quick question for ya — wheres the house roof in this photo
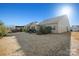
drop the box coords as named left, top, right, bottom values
left=39, top=15, right=69, bottom=25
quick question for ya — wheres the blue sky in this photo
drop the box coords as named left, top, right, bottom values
left=0, top=3, right=79, bottom=26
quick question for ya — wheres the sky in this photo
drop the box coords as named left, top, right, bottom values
left=0, top=3, right=79, bottom=26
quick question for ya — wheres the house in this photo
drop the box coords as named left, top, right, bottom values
left=25, top=22, right=39, bottom=30
left=39, top=15, right=70, bottom=33
left=71, top=25, right=79, bottom=32
left=15, top=26, right=25, bottom=30
left=12, top=26, right=25, bottom=32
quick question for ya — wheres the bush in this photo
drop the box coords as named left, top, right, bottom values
left=20, top=28, right=26, bottom=32
left=0, top=20, right=8, bottom=37
left=36, top=25, right=52, bottom=35
left=0, top=25, right=8, bottom=36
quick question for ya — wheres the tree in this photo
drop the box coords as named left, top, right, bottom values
left=0, top=20, right=4, bottom=25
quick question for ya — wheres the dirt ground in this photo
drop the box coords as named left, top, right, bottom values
left=0, top=36, right=25, bottom=56
left=71, top=32, right=79, bottom=56
left=0, top=32, right=71, bottom=56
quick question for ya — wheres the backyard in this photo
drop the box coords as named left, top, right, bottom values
left=0, top=32, right=71, bottom=56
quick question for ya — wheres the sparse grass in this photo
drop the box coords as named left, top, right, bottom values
left=71, top=32, right=79, bottom=56
left=0, top=36, right=25, bottom=56
left=71, top=32, right=79, bottom=40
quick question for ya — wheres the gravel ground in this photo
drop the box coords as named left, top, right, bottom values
left=2, top=32, right=79, bottom=56
left=9, top=32, right=71, bottom=56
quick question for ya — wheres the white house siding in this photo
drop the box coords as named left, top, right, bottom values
left=39, top=15, right=70, bottom=33
left=58, top=16, right=70, bottom=33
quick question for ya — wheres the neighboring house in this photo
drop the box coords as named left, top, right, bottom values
left=15, top=26, right=24, bottom=30
left=39, top=15, right=70, bottom=33
left=29, top=23, right=38, bottom=30
left=9, top=25, right=25, bottom=32
left=25, top=22, right=39, bottom=30
left=71, top=25, right=79, bottom=32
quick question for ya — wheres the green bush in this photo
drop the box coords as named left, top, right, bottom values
left=20, top=28, right=26, bottom=32
left=36, top=25, right=52, bottom=35
left=0, top=25, right=8, bottom=36
left=0, top=21, right=8, bottom=37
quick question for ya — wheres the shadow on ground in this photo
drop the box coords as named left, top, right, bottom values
left=9, top=32, right=71, bottom=56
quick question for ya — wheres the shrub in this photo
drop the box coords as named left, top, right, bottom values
left=0, top=20, right=8, bottom=37
left=20, top=28, right=26, bottom=32
left=36, top=25, right=52, bottom=35
left=0, top=25, right=8, bottom=36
